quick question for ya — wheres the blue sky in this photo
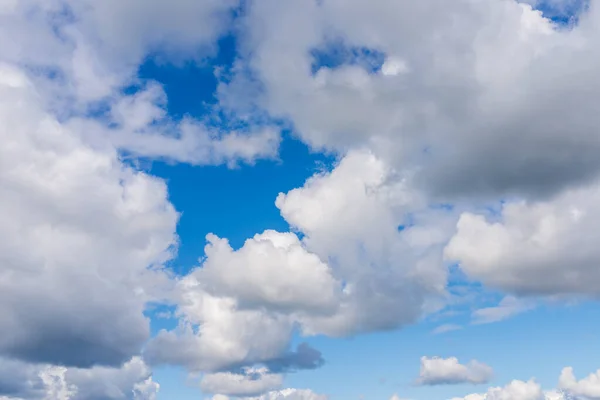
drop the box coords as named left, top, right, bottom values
left=2, top=1, right=600, bottom=400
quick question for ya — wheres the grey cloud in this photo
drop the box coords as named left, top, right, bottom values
left=264, top=343, right=325, bottom=373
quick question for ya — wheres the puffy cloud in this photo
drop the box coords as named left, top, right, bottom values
left=197, top=231, right=340, bottom=315
left=249, top=389, right=328, bottom=400
left=0, top=63, right=178, bottom=368
left=74, top=84, right=281, bottom=167
left=0, top=357, right=158, bottom=400
left=65, top=357, right=159, bottom=400
left=0, top=0, right=280, bottom=167
left=417, top=357, right=493, bottom=386
left=559, top=367, right=600, bottom=399
left=277, top=151, right=453, bottom=336
left=220, top=0, right=600, bottom=201
left=450, top=379, right=551, bottom=400
left=0, top=0, right=239, bottom=100
left=145, top=274, right=324, bottom=374
left=200, top=368, right=283, bottom=397
left=207, top=388, right=328, bottom=400
left=146, top=150, right=453, bottom=378
left=445, top=181, right=600, bottom=297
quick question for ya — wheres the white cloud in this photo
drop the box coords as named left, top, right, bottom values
left=209, top=388, right=328, bottom=400
left=0, top=357, right=158, bottom=400
left=389, top=395, right=411, bottom=400
left=145, top=287, right=295, bottom=372
left=450, top=379, right=553, bottom=400
left=146, top=151, right=454, bottom=377
left=418, top=357, right=493, bottom=386
left=221, top=0, right=600, bottom=201
left=196, top=231, right=340, bottom=315
left=249, top=389, right=328, bottom=400
left=559, top=367, right=600, bottom=399
left=200, top=368, right=283, bottom=397
left=0, top=1, right=280, bottom=167
left=0, top=63, right=178, bottom=368
left=472, top=296, right=536, bottom=325
left=445, top=181, right=600, bottom=297
left=277, top=151, right=453, bottom=336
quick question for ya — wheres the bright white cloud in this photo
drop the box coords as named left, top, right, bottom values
left=559, top=367, right=600, bottom=399
left=220, top=0, right=600, bottom=202
left=277, top=151, right=453, bottom=336
left=200, top=368, right=283, bottom=397
left=445, top=181, right=600, bottom=297
left=145, top=286, right=295, bottom=372
left=0, top=0, right=280, bottom=167
left=0, top=63, right=178, bottom=368
left=418, top=357, right=493, bottom=386
left=3, top=0, right=600, bottom=398
left=197, top=231, right=340, bottom=315
left=450, top=379, right=554, bottom=400
left=0, top=357, right=158, bottom=400
left=249, top=388, right=328, bottom=400
left=146, top=150, right=454, bottom=375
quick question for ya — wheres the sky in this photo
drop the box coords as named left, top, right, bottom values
left=3, top=0, right=600, bottom=399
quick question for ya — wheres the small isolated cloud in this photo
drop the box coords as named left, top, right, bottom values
left=432, top=324, right=463, bottom=335
left=417, top=356, right=493, bottom=386
left=389, top=395, right=412, bottom=400
left=472, top=296, right=536, bottom=325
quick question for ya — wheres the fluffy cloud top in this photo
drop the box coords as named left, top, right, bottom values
left=0, top=63, right=178, bottom=368
left=417, top=357, right=493, bottom=386
left=200, top=368, right=283, bottom=397
left=450, top=379, right=556, bottom=400
left=445, top=182, right=600, bottom=297
left=559, top=367, right=600, bottom=399
left=0, top=357, right=158, bottom=400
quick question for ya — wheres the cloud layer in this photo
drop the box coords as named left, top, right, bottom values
left=2, top=0, right=600, bottom=398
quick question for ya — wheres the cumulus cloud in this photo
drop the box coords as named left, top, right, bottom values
left=5, top=0, right=600, bottom=397
left=249, top=389, right=328, bottom=400
left=417, top=357, right=493, bottom=386
left=221, top=0, right=596, bottom=199
left=0, top=0, right=280, bottom=167
left=450, top=379, right=555, bottom=400
left=210, top=388, right=328, bottom=400
left=0, top=63, right=178, bottom=368
left=0, top=357, right=158, bottom=400
left=445, top=181, right=600, bottom=297
left=449, top=366, right=600, bottom=400
left=559, top=367, right=600, bottom=399
left=200, top=368, right=283, bottom=397
left=277, top=151, right=453, bottom=336
left=146, top=150, right=455, bottom=377
left=197, top=231, right=341, bottom=315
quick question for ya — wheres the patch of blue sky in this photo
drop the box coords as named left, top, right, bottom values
left=284, top=300, right=600, bottom=400
left=532, top=0, right=589, bottom=25
left=148, top=134, right=336, bottom=275
left=310, top=39, right=386, bottom=76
